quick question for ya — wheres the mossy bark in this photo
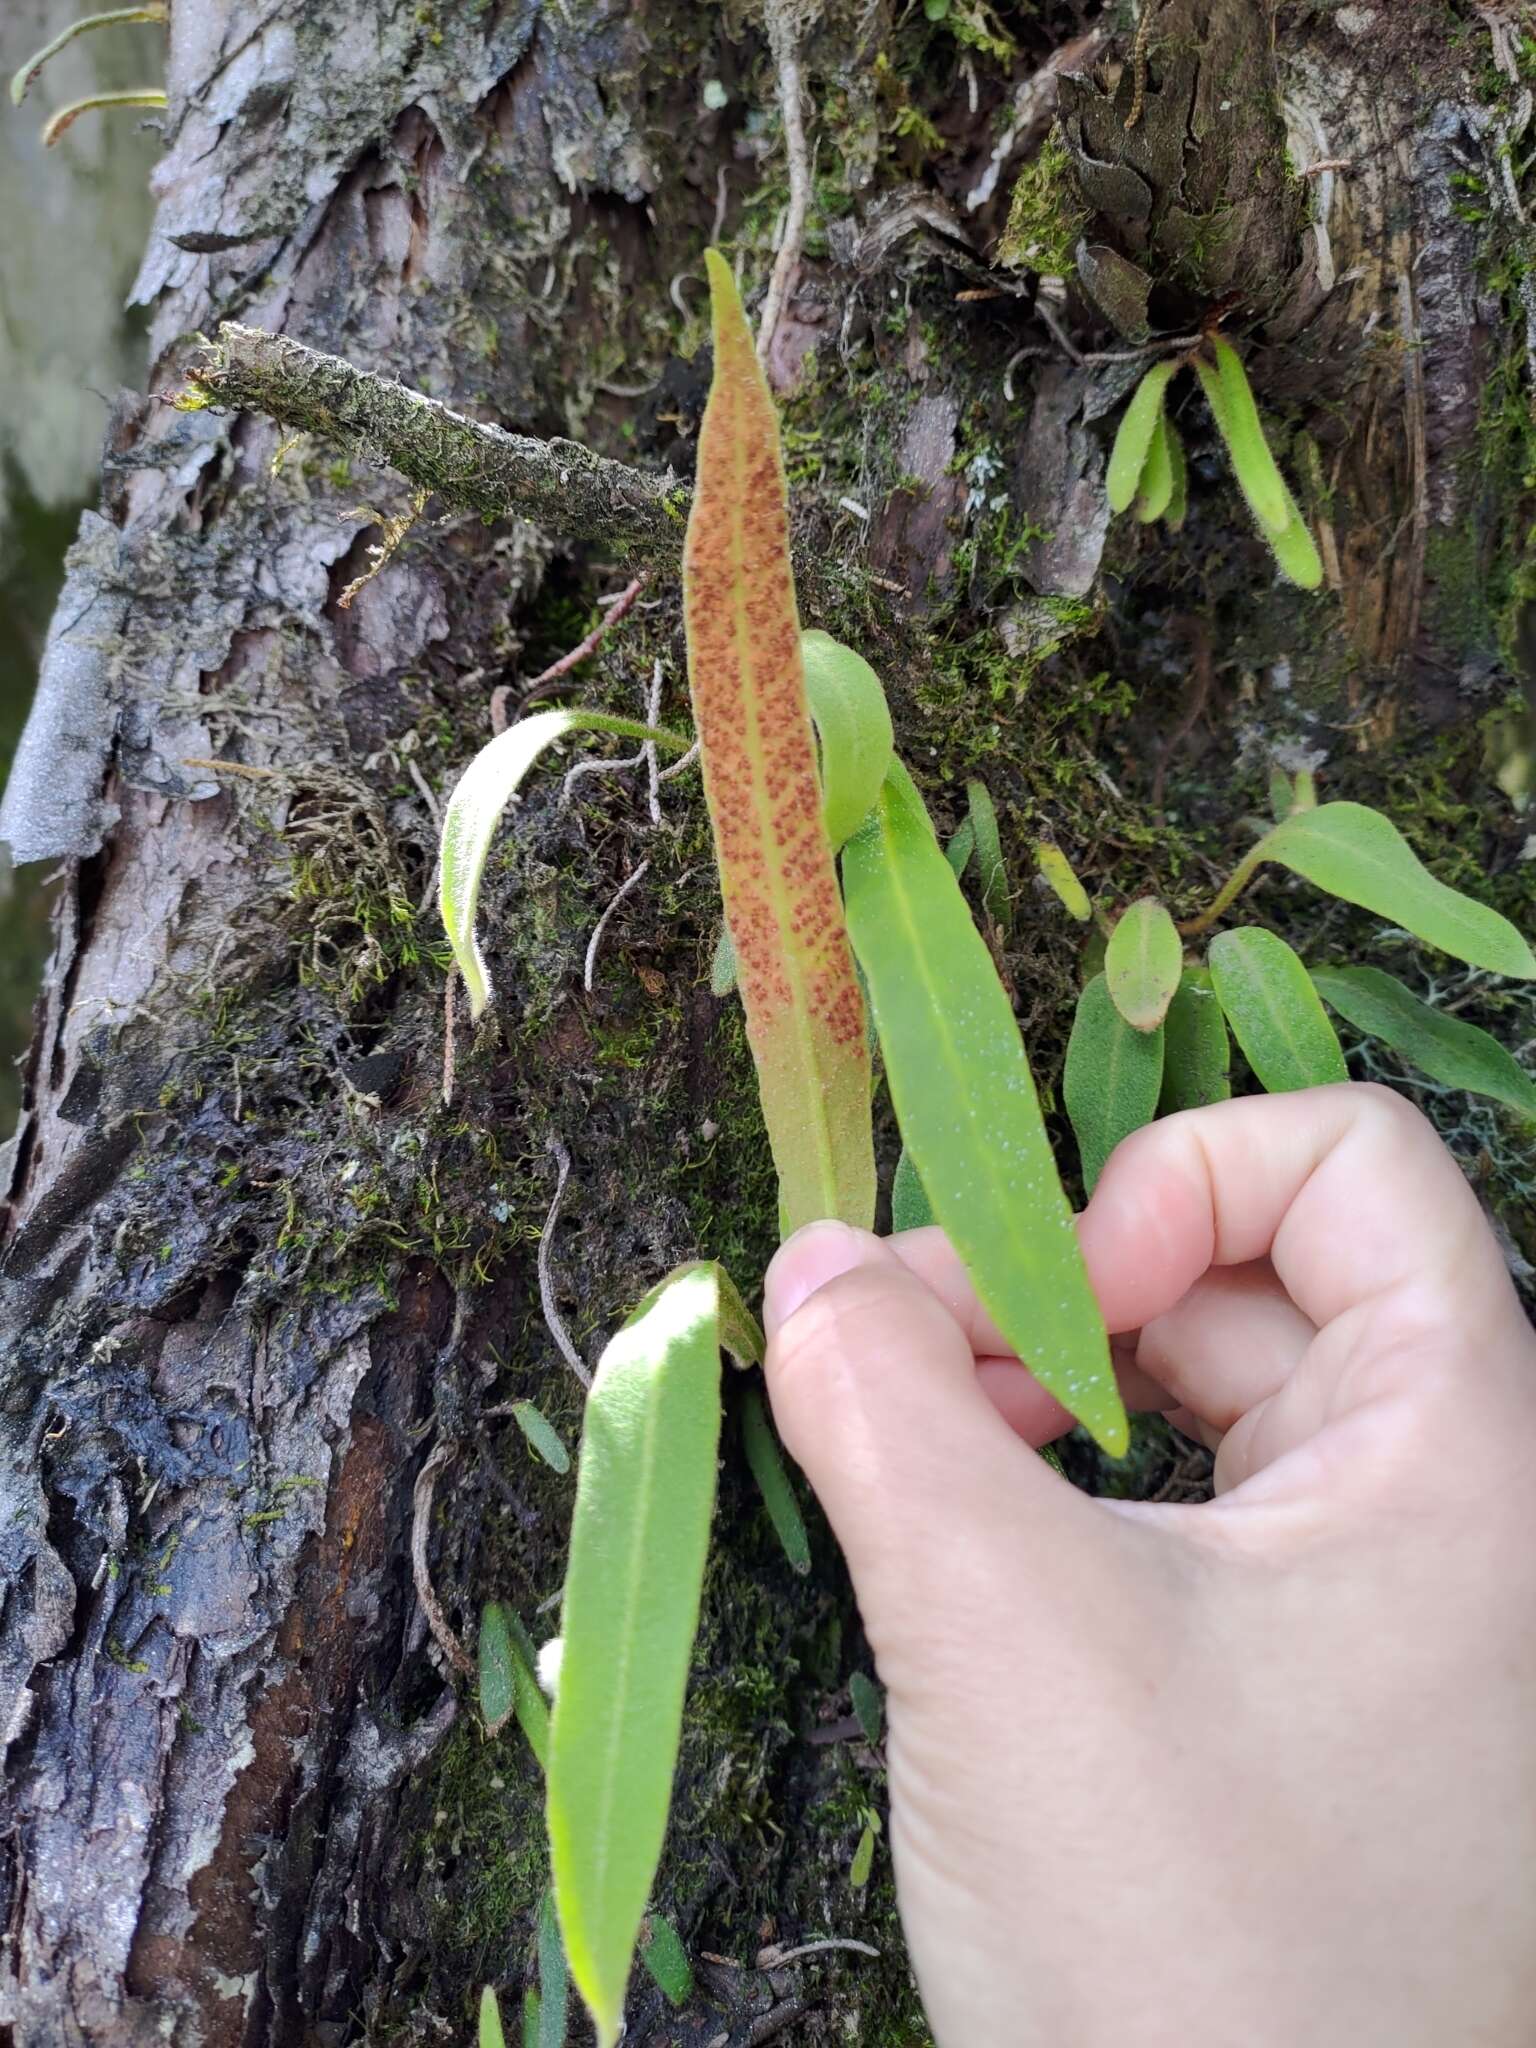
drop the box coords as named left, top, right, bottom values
left=1, top=3, right=1533, bottom=2044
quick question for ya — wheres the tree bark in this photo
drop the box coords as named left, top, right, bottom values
left=2, top=3, right=1531, bottom=2043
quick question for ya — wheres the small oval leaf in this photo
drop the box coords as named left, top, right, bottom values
left=547, top=1265, right=724, bottom=2048
left=1104, top=899, right=1182, bottom=1031
left=1310, top=964, right=1536, bottom=1121
left=843, top=763, right=1124, bottom=1454
left=1260, top=804, right=1536, bottom=978
left=801, top=630, right=896, bottom=849
left=479, top=1601, right=517, bottom=1740
left=1106, top=359, right=1177, bottom=513
left=639, top=1914, right=694, bottom=2008
left=1063, top=974, right=1165, bottom=1194
left=511, top=1400, right=570, bottom=1474
left=740, top=1382, right=810, bottom=1574
left=850, top=1820, right=877, bottom=1889
left=849, top=1669, right=884, bottom=1747
left=1208, top=928, right=1347, bottom=1091
left=1159, top=967, right=1232, bottom=1113
left=1036, top=841, right=1093, bottom=922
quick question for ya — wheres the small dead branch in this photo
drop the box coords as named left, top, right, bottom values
left=182, top=324, right=689, bottom=561
left=746, top=1999, right=812, bottom=2045
left=539, top=1137, right=591, bottom=1388
left=411, top=1442, right=475, bottom=1679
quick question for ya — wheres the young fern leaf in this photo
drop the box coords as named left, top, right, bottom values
left=510, top=1400, right=570, bottom=1473
left=1104, top=899, right=1182, bottom=1031
left=800, top=631, right=895, bottom=847
left=1207, top=928, right=1347, bottom=1091
left=1134, top=415, right=1175, bottom=524
left=1106, top=359, right=1178, bottom=513
left=1162, top=415, right=1189, bottom=531
left=1036, top=841, right=1093, bottom=922
left=479, top=1986, right=507, bottom=2048
left=740, top=1381, right=811, bottom=1574
left=1311, top=965, right=1536, bottom=1122
left=1159, top=967, right=1232, bottom=1113
left=842, top=761, right=1124, bottom=1454
left=1193, top=352, right=1321, bottom=589
left=547, top=1263, right=727, bottom=2048
left=480, top=1601, right=550, bottom=1762
left=440, top=708, right=689, bottom=1018
left=1063, top=974, right=1164, bottom=1195
left=1209, top=337, right=1290, bottom=531
left=966, top=778, right=1012, bottom=933
left=1189, top=801, right=1536, bottom=976
left=521, top=1992, right=539, bottom=2048
left=683, top=250, right=876, bottom=1234
left=1268, top=766, right=1295, bottom=820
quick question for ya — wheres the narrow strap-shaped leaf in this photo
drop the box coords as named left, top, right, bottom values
left=843, top=761, right=1123, bottom=1453
left=520, top=1992, right=539, bottom=2048
left=1268, top=766, right=1295, bottom=820
left=440, top=707, right=688, bottom=1018
left=1159, top=967, right=1232, bottom=1112
left=850, top=1817, right=878, bottom=1887
left=1036, top=841, right=1092, bottom=922
left=1197, top=802, right=1536, bottom=977
left=683, top=250, right=876, bottom=1234
left=548, top=1264, right=724, bottom=2047
left=1162, top=415, right=1188, bottom=530
left=639, top=1914, right=694, bottom=2007
left=890, top=1146, right=935, bottom=1230
left=1209, top=337, right=1290, bottom=531
left=511, top=1400, right=570, bottom=1474
left=1063, top=974, right=1164, bottom=1194
left=1106, top=359, right=1177, bottom=513
left=480, top=1986, right=507, bottom=2048
left=710, top=926, right=738, bottom=997
left=801, top=630, right=895, bottom=848
left=537, top=1891, right=568, bottom=2048
left=1104, top=898, right=1182, bottom=1031
left=1311, top=964, right=1536, bottom=1121
left=740, top=1381, right=811, bottom=1574
left=1134, top=414, right=1174, bottom=523
left=945, top=817, right=975, bottom=880
left=1208, top=928, right=1347, bottom=1090
left=966, top=778, right=1012, bottom=932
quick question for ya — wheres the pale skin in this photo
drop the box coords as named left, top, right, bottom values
left=762, top=1085, right=1536, bottom=2048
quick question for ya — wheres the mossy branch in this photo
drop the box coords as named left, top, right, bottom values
left=184, top=324, right=692, bottom=562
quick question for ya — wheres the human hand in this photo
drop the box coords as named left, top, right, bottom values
left=763, top=1085, right=1536, bottom=2048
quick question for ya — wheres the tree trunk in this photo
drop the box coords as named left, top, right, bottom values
left=2, top=2, right=1531, bottom=2043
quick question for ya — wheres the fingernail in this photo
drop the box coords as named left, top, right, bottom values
left=763, top=1220, right=870, bottom=1335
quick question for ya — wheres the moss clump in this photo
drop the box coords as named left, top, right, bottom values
left=998, top=134, right=1088, bottom=277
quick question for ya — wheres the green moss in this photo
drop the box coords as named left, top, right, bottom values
left=998, top=133, right=1088, bottom=277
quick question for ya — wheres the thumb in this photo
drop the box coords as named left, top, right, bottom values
left=763, top=1221, right=1091, bottom=1657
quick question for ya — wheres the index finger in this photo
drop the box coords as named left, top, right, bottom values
left=1079, top=1082, right=1521, bottom=1347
